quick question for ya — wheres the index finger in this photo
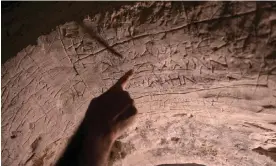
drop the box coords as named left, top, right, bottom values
left=113, top=69, right=133, bottom=90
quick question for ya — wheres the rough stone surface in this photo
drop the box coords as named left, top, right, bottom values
left=2, top=2, right=276, bottom=166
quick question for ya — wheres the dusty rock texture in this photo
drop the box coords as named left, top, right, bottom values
left=2, top=2, right=276, bottom=166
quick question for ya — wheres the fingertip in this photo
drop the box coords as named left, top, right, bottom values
left=126, top=69, right=134, bottom=76
left=117, top=69, right=134, bottom=90
left=123, top=69, right=134, bottom=81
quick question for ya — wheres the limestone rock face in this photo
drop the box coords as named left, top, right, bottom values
left=2, top=2, right=276, bottom=166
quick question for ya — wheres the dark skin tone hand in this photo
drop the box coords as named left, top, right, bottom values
left=56, top=70, right=137, bottom=166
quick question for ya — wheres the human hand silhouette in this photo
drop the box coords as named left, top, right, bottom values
left=83, top=69, right=137, bottom=141
left=56, top=70, right=137, bottom=166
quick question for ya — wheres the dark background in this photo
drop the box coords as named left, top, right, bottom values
left=1, top=1, right=134, bottom=64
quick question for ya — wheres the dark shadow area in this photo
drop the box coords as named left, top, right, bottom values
left=157, top=163, right=206, bottom=166
left=1, top=1, right=134, bottom=64
left=252, top=147, right=276, bottom=162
